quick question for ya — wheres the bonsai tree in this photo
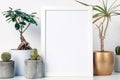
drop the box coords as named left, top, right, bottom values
left=76, top=0, right=120, bottom=51
left=2, top=7, right=38, bottom=50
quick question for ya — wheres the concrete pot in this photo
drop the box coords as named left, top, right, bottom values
left=0, top=60, right=14, bottom=79
left=25, top=59, right=43, bottom=79
left=115, top=55, right=120, bottom=72
left=10, top=49, right=33, bottom=76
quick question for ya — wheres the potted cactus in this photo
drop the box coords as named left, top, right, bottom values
left=0, top=52, right=14, bottom=78
left=2, top=7, right=38, bottom=75
left=25, top=48, right=43, bottom=79
left=115, top=46, right=120, bottom=72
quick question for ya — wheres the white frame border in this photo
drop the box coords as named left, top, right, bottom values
left=41, top=6, right=93, bottom=77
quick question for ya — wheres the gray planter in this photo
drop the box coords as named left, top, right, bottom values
left=115, top=55, right=120, bottom=72
left=0, top=60, right=14, bottom=79
left=25, top=59, right=43, bottom=79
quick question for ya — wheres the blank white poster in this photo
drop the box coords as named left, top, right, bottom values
left=41, top=7, right=93, bottom=76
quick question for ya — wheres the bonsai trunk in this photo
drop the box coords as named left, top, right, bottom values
left=17, top=32, right=32, bottom=50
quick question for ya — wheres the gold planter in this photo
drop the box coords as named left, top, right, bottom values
left=94, top=51, right=114, bottom=76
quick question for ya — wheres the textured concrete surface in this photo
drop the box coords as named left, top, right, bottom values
left=115, top=55, right=120, bottom=72
left=25, top=59, right=43, bottom=79
left=0, top=60, right=14, bottom=78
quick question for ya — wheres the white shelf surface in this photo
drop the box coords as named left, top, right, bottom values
left=0, top=72, right=120, bottom=80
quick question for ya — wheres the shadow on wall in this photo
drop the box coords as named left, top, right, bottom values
left=24, top=19, right=41, bottom=51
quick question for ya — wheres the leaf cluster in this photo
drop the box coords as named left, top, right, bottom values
left=76, top=0, right=120, bottom=23
left=2, top=7, right=38, bottom=30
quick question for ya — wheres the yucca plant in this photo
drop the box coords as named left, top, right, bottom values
left=2, top=7, right=38, bottom=50
left=76, top=0, right=120, bottom=51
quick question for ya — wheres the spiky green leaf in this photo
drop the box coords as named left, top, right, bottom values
left=101, top=0, right=107, bottom=11
left=6, top=18, right=11, bottom=22
left=5, top=14, right=11, bottom=18
left=109, top=4, right=120, bottom=12
left=108, top=0, right=119, bottom=12
left=93, top=7, right=104, bottom=13
left=93, top=13, right=102, bottom=18
left=9, top=7, right=12, bottom=10
left=75, top=0, right=90, bottom=6
left=95, top=6, right=106, bottom=13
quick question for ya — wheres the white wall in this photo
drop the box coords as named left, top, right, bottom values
left=0, top=0, right=120, bottom=54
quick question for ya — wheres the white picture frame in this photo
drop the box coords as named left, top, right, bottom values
left=41, top=7, right=93, bottom=77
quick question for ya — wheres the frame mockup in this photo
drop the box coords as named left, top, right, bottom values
left=41, top=7, right=93, bottom=77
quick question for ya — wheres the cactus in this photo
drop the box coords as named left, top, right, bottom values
left=115, top=46, right=120, bottom=55
left=30, top=48, right=40, bottom=60
left=1, top=52, right=11, bottom=62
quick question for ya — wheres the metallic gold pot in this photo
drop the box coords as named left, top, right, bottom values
left=94, top=51, right=114, bottom=76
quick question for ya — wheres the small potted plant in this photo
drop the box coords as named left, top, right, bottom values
left=76, top=0, right=120, bottom=75
left=25, top=48, right=43, bottom=79
left=0, top=52, right=14, bottom=78
left=2, top=7, right=38, bottom=75
left=115, top=46, right=120, bottom=72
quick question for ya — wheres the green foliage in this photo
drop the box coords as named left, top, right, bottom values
left=15, top=23, right=20, bottom=30
left=76, top=0, right=120, bottom=51
left=2, top=7, right=39, bottom=50
left=115, top=46, right=120, bottom=55
left=30, top=48, right=40, bottom=60
left=2, top=7, right=38, bottom=31
left=76, top=0, right=120, bottom=23
left=1, top=52, right=11, bottom=62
